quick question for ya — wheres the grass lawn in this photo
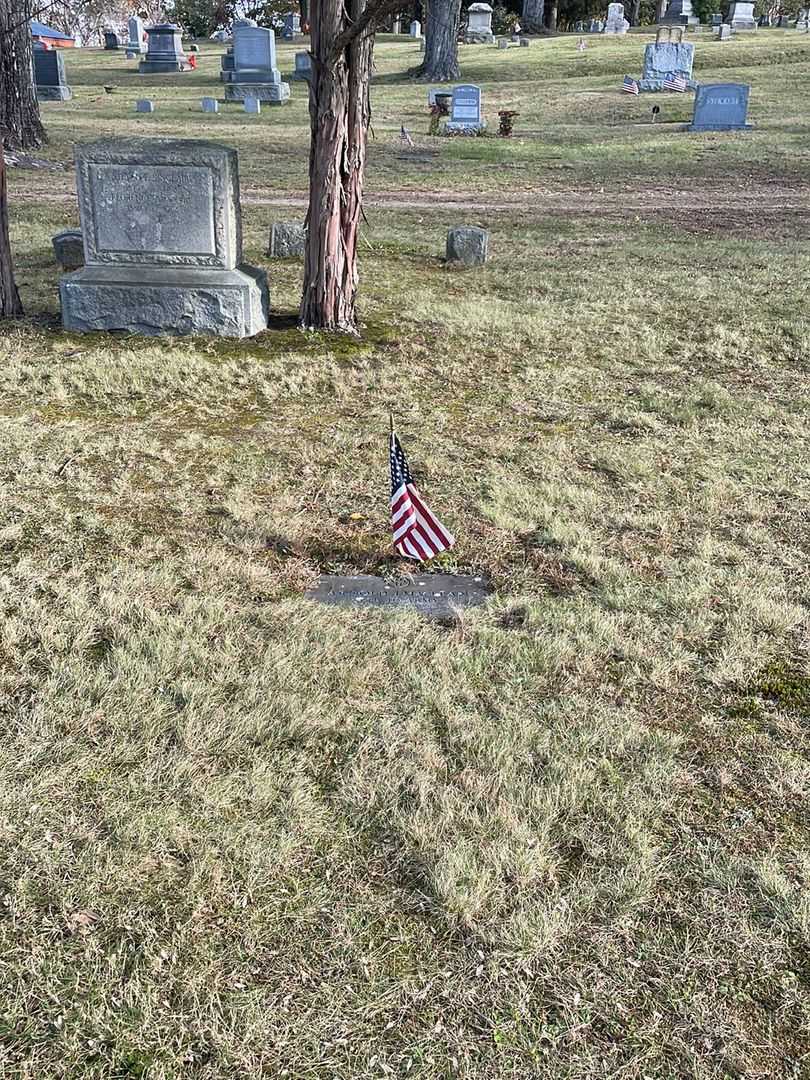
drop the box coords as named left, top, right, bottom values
left=1, top=29, right=809, bottom=1080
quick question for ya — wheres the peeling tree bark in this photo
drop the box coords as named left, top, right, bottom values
left=411, top=0, right=461, bottom=82
left=0, top=0, right=45, bottom=151
left=299, top=0, right=400, bottom=332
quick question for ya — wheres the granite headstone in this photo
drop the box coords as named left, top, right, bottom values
left=34, top=49, right=72, bottom=101
left=446, top=84, right=485, bottom=133
left=465, top=3, right=495, bottom=42
left=688, top=82, right=751, bottom=129
left=60, top=139, right=269, bottom=338
left=139, top=24, right=188, bottom=73
left=223, top=20, right=290, bottom=103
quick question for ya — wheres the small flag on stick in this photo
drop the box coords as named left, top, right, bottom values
left=622, top=75, right=640, bottom=95
left=389, top=418, right=454, bottom=562
left=663, top=73, right=687, bottom=92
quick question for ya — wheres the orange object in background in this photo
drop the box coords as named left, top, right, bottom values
left=188, top=53, right=197, bottom=69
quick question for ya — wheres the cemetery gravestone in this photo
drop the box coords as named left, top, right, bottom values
left=201, top=97, right=219, bottom=112
left=446, top=84, right=485, bottom=133
left=465, top=3, right=495, bottom=43
left=127, top=15, right=146, bottom=57
left=688, top=82, right=751, bottom=129
left=244, top=97, right=261, bottom=113
left=307, top=574, right=489, bottom=618
left=497, top=37, right=509, bottom=48
left=34, top=49, right=72, bottom=101
left=446, top=226, right=489, bottom=266
left=410, top=19, right=421, bottom=35
left=224, top=20, right=290, bottom=103
left=710, top=12, right=722, bottom=24
left=269, top=222, right=306, bottom=257
left=639, top=28, right=695, bottom=90
left=716, top=22, right=732, bottom=38
left=104, top=30, right=121, bottom=50
left=727, top=1, right=756, bottom=29
left=603, top=2, right=630, bottom=34
left=60, top=139, right=269, bottom=338
left=52, top=230, right=84, bottom=271
left=797, top=8, right=809, bottom=29
left=282, top=12, right=301, bottom=38
left=777, top=15, right=790, bottom=27
left=291, top=51, right=312, bottom=80
left=135, top=99, right=155, bottom=112
left=139, top=24, right=188, bottom=73
left=660, top=0, right=699, bottom=25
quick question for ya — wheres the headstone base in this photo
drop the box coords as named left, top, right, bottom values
left=138, top=59, right=189, bottom=73
left=446, top=121, right=486, bottom=133
left=224, top=82, right=290, bottom=102
left=36, top=85, right=72, bottom=101
left=688, top=119, right=752, bottom=131
left=60, top=265, right=269, bottom=338
left=637, top=77, right=697, bottom=90
left=464, top=30, right=495, bottom=42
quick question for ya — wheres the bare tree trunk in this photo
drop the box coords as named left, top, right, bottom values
left=299, top=0, right=373, bottom=331
left=0, top=142, right=22, bottom=317
left=656, top=0, right=668, bottom=20
left=521, top=0, right=545, bottom=32
left=544, top=0, right=558, bottom=33
left=630, top=0, right=641, bottom=24
left=0, top=0, right=45, bottom=151
left=412, top=0, right=460, bottom=81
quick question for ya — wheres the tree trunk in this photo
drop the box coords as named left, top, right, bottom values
left=0, top=0, right=45, bottom=151
left=0, top=143, right=22, bottom=317
left=656, top=0, right=668, bottom=20
left=300, top=0, right=310, bottom=27
left=521, top=0, right=545, bottom=33
left=544, top=0, right=557, bottom=33
left=630, top=0, right=641, bottom=24
left=299, top=0, right=373, bottom=331
left=412, top=0, right=460, bottom=81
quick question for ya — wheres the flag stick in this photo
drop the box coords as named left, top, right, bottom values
left=389, top=411, right=395, bottom=436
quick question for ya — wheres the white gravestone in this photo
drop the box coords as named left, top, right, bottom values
left=728, top=1, right=756, bottom=29
left=127, top=15, right=146, bottom=57
left=603, top=3, right=630, bottom=33
left=465, top=3, right=495, bottom=42
left=410, top=19, right=421, bottom=35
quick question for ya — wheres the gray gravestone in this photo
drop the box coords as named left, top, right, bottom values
left=497, top=37, right=509, bottom=48
left=269, top=222, right=306, bottom=257
left=727, top=1, right=756, bottom=28
left=639, top=34, right=695, bottom=90
left=52, top=229, right=84, bottom=270
left=660, top=0, right=699, bottom=24
left=307, top=574, right=489, bottom=618
left=777, top=15, right=790, bottom=27
left=465, top=3, right=494, bottom=42
left=135, top=99, right=155, bottom=112
left=224, top=20, right=290, bottom=103
left=244, top=96, right=261, bottom=113
left=410, top=19, right=421, bottom=35
left=688, top=82, right=751, bottom=130
left=716, top=22, right=732, bottom=37
left=603, top=2, right=630, bottom=33
left=127, top=15, right=146, bottom=57
left=446, top=226, right=488, bottom=266
left=797, top=8, right=809, bottom=29
left=60, top=139, right=269, bottom=339
left=34, top=49, right=72, bottom=101
left=104, top=29, right=121, bottom=50
left=139, top=24, right=188, bottom=73
left=291, top=51, right=312, bottom=80
left=446, top=84, right=485, bottom=133
left=282, top=11, right=301, bottom=38
left=519, top=36, right=531, bottom=45
left=201, top=97, right=219, bottom=112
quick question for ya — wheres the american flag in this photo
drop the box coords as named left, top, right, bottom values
left=664, top=73, right=687, bottom=92
left=622, top=75, right=640, bottom=95
left=390, top=429, right=454, bottom=561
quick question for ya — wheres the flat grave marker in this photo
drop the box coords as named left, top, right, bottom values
left=307, top=574, right=490, bottom=618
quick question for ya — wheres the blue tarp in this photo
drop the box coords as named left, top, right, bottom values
left=30, top=20, right=73, bottom=40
